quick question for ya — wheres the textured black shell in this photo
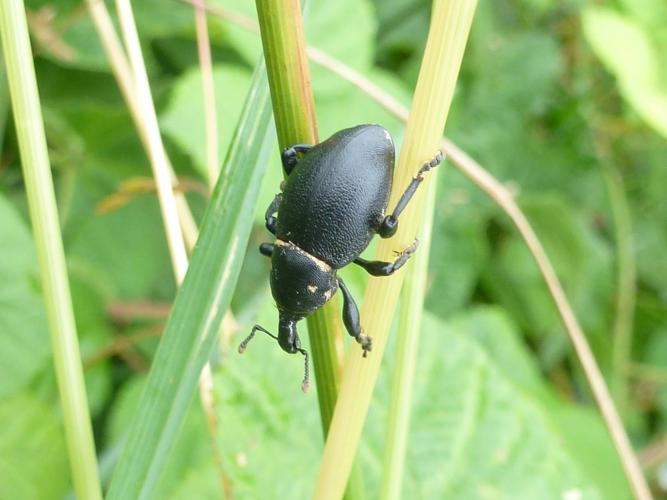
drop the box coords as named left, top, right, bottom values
left=270, top=240, right=338, bottom=317
left=276, top=124, right=395, bottom=268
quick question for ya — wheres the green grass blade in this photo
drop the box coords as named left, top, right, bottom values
left=380, top=178, right=437, bottom=500
left=0, top=51, right=8, bottom=153
left=0, top=1, right=102, bottom=499
left=106, top=60, right=274, bottom=500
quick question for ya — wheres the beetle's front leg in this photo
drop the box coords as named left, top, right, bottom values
left=378, top=150, right=444, bottom=238
left=264, top=193, right=282, bottom=235
left=354, top=239, right=419, bottom=276
left=337, top=277, right=372, bottom=356
left=281, top=144, right=313, bottom=175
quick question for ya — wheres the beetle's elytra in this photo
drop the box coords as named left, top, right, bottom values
left=239, top=124, right=444, bottom=391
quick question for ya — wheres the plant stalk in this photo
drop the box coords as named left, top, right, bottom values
left=254, top=1, right=365, bottom=497
left=313, top=2, right=477, bottom=498
left=380, top=178, right=437, bottom=500
left=603, top=164, right=636, bottom=420
left=0, top=1, right=102, bottom=499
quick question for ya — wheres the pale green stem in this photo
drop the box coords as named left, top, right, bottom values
left=0, top=51, right=8, bottom=153
left=313, top=2, right=477, bottom=499
left=380, top=177, right=437, bottom=500
left=254, top=1, right=365, bottom=497
left=603, top=164, right=636, bottom=420
left=0, top=1, right=102, bottom=499
left=192, top=0, right=220, bottom=186
left=114, top=0, right=188, bottom=282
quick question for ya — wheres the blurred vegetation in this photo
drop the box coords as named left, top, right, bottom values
left=1, top=0, right=666, bottom=498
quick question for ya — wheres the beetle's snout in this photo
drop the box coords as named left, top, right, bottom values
left=278, top=315, right=300, bottom=353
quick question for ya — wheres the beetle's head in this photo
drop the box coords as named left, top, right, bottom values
left=270, top=240, right=338, bottom=316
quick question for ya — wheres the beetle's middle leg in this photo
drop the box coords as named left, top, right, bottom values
left=281, top=144, right=313, bottom=175
left=338, top=277, right=372, bottom=356
left=353, top=239, right=419, bottom=276
left=378, top=149, right=444, bottom=238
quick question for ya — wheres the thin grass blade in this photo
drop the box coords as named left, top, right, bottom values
left=106, top=61, right=274, bottom=500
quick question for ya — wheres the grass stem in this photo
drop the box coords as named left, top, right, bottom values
left=313, top=2, right=477, bottom=498
left=0, top=1, right=102, bottom=498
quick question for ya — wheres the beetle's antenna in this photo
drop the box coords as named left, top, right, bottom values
left=298, top=348, right=310, bottom=393
left=239, top=325, right=310, bottom=392
left=238, top=324, right=278, bottom=353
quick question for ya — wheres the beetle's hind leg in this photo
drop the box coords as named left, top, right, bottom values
left=378, top=149, right=444, bottom=238
left=354, top=239, right=419, bottom=276
left=281, top=144, right=313, bottom=175
left=337, top=278, right=372, bottom=356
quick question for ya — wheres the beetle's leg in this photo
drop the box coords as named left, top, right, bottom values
left=238, top=322, right=310, bottom=392
left=259, top=242, right=274, bottom=257
left=354, top=239, right=419, bottom=276
left=337, top=278, right=372, bottom=357
left=265, top=193, right=282, bottom=235
left=281, top=144, right=313, bottom=175
left=378, top=149, right=444, bottom=238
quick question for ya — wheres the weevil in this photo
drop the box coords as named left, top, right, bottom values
left=239, top=124, right=443, bottom=390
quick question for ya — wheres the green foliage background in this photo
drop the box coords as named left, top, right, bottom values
left=1, top=0, right=666, bottom=498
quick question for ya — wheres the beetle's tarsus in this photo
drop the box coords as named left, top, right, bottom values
left=353, top=238, right=419, bottom=277
left=379, top=149, right=444, bottom=238
left=358, top=333, right=373, bottom=357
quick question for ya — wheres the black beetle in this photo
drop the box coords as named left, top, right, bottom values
left=239, top=124, right=443, bottom=390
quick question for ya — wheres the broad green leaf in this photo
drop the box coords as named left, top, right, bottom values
left=482, top=195, right=613, bottom=367
left=425, top=174, right=490, bottom=317
left=216, top=0, right=376, bottom=96
left=582, top=6, right=667, bottom=139
left=0, top=196, right=50, bottom=398
left=0, top=393, right=70, bottom=499
left=210, top=306, right=623, bottom=498
left=447, top=305, right=548, bottom=399
left=68, top=196, right=174, bottom=301
left=398, top=312, right=623, bottom=499
left=305, top=0, right=375, bottom=96
left=208, top=0, right=262, bottom=64
left=161, top=64, right=252, bottom=176
left=550, top=405, right=634, bottom=500
left=59, top=15, right=109, bottom=71
left=106, top=60, right=275, bottom=499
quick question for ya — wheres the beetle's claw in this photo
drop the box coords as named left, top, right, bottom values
left=393, top=238, right=419, bottom=257
left=406, top=238, right=419, bottom=253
